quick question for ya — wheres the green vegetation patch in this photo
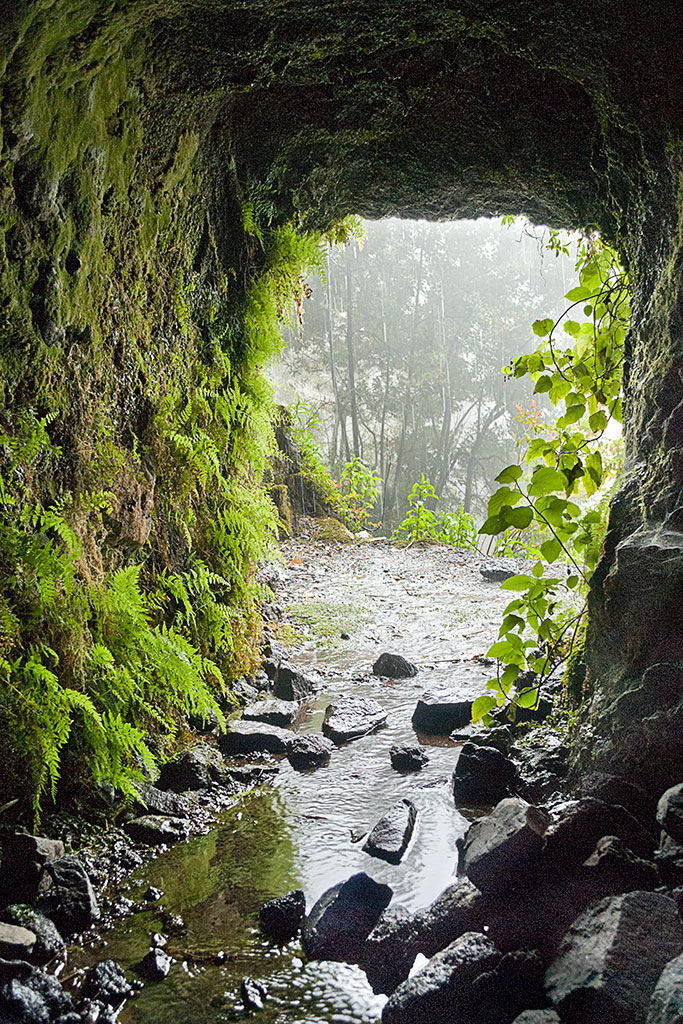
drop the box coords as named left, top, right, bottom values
left=288, top=599, right=373, bottom=642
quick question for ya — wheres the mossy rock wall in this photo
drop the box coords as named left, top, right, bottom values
left=3, top=1, right=683, bottom=810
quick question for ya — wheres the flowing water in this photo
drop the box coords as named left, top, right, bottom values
left=90, top=542, right=509, bottom=1023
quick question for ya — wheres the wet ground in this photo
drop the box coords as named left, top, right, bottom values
left=93, top=541, right=510, bottom=1024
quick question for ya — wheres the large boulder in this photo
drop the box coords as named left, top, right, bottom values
left=37, top=855, right=100, bottom=936
left=287, top=734, right=334, bottom=770
left=301, top=872, right=392, bottom=962
left=414, top=879, right=490, bottom=958
left=124, top=815, right=190, bottom=846
left=381, top=931, right=501, bottom=1024
left=373, top=653, right=418, bottom=678
left=133, top=782, right=190, bottom=817
left=460, top=798, right=550, bottom=895
left=216, top=720, right=294, bottom=755
left=472, top=949, right=547, bottom=1022
left=412, top=693, right=473, bottom=734
left=658, top=784, right=683, bottom=844
left=361, top=906, right=421, bottom=994
left=512, top=1014, right=560, bottom=1023
left=0, top=958, right=78, bottom=1024
left=3, top=909, right=64, bottom=966
left=272, top=662, right=319, bottom=701
left=453, top=743, right=520, bottom=808
left=322, top=696, right=387, bottom=744
left=479, top=558, right=521, bottom=582
left=0, top=924, right=36, bottom=961
left=656, top=832, right=683, bottom=887
left=647, top=953, right=683, bottom=1024
left=542, top=797, right=654, bottom=868
left=156, top=744, right=226, bottom=791
left=364, top=799, right=418, bottom=865
left=545, top=891, right=683, bottom=1023
left=0, top=835, right=65, bottom=904
left=243, top=697, right=299, bottom=726
left=259, top=890, right=306, bottom=943
left=81, top=959, right=134, bottom=1009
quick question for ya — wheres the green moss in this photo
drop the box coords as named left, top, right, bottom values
left=288, top=599, right=372, bottom=642
left=315, top=517, right=355, bottom=545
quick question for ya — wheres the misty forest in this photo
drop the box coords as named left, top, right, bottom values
left=1, top=6, right=682, bottom=1024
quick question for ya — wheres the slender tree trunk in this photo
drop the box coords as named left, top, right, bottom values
left=326, top=254, right=350, bottom=464
left=435, top=278, right=453, bottom=496
left=345, top=246, right=361, bottom=458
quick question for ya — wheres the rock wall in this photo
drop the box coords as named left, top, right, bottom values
left=2, top=1, right=683, bottom=807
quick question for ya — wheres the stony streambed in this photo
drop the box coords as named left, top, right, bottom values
left=78, top=541, right=512, bottom=1023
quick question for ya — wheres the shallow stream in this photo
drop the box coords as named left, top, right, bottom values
left=92, top=542, right=508, bottom=1023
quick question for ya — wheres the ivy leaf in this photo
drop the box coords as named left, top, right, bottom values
left=515, top=687, right=540, bottom=709
left=507, top=505, right=533, bottom=529
left=500, top=574, right=534, bottom=591
left=534, top=375, right=553, bottom=394
left=528, top=466, right=567, bottom=496
left=471, top=695, right=497, bottom=722
left=479, top=513, right=506, bottom=535
left=532, top=318, right=554, bottom=337
left=495, top=465, right=523, bottom=485
left=540, top=537, right=562, bottom=562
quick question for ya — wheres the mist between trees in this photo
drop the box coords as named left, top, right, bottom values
left=271, top=217, right=580, bottom=531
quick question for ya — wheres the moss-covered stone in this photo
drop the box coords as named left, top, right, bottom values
left=315, top=517, right=355, bottom=545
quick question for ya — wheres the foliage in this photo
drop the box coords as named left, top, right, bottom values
left=473, top=236, right=629, bottom=725
left=337, top=456, right=382, bottom=530
left=392, top=475, right=478, bottom=550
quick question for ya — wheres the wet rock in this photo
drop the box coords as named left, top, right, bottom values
left=658, top=784, right=683, bottom=843
left=133, top=783, right=190, bottom=818
left=453, top=743, right=520, bottom=808
left=512, top=1013, right=560, bottom=1023
left=243, top=698, right=299, bottom=726
left=224, top=763, right=279, bottom=786
left=156, top=744, right=226, bottom=792
left=0, top=834, right=65, bottom=903
left=390, top=744, right=429, bottom=772
left=414, top=879, right=489, bottom=958
left=322, top=696, right=387, bottom=744
left=364, top=799, right=418, bottom=865
left=362, top=906, right=420, bottom=994
left=188, top=708, right=220, bottom=733
left=460, top=798, right=550, bottom=895
left=231, top=677, right=260, bottom=704
left=647, top=952, right=683, bottom=1023
left=136, top=947, right=172, bottom=981
left=217, top=720, right=294, bottom=755
left=451, top=725, right=514, bottom=753
left=494, top=694, right=553, bottom=726
left=656, top=832, right=683, bottom=887
left=272, top=662, right=319, bottom=701
left=241, top=976, right=267, bottom=1011
left=286, top=734, right=333, bottom=770
left=124, top=815, right=190, bottom=846
left=545, top=891, right=683, bottom=1023
left=479, top=558, right=521, bottom=582
left=0, top=957, right=78, bottom=1023
left=144, top=886, right=164, bottom=902
left=542, top=797, right=654, bottom=868
left=259, top=890, right=306, bottom=942
left=382, top=931, right=501, bottom=1024
left=302, top=872, right=392, bottom=962
left=373, top=653, right=418, bottom=678
left=252, top=669, right=271, bottom=692
left=4, top=908, right=64, bottom=965
left=38, top=855, right=100, bottom=935
left=515, top=744, right=569, bottom=804
left=81, top=959, right=134, bottom=1007
left=576, top=771, right=654, bottom=824
left=0, top=923, right=36, bottom=960
left=412, top=693, right=473, bottom=734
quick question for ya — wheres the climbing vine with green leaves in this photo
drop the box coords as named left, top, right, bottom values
left=472, top=235, right=630, bottom=725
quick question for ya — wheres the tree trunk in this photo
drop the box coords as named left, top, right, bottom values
left=345, top=246, right=362, bottom=458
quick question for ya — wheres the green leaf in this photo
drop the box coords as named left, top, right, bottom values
left=562, top=403, right=586, bottom=425
left=488, top=487, right=522, bottom=515
left=565, top=285, right=592, bottom=302
left=479, top=513, right=506, bottom=535
left=471, top=695, right=497, bottom=722
left=528, top=466, right=567, bottom=496
left=532, top=318, right=554, bottom=337
left=495, top=465, right=523, bottom=485
left=533, top=375, right=553, bottom=394
left=507, top=505, right=533, bottom=529
left=540, top=537, right=562, bottom=562
left=500, top=574, right=534, bottom=591
left=567, top=575, right=580, bottom=589
left=515, top=687, right=539, bottom=709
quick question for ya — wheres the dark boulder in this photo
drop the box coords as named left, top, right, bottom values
left=217, top=720, right=294, bottom=755
left=515, top=745, right=569, bottom=804
left=0, top=835, right=65, bottom=904
left=188, top=708, right=220, bottom=734
left=381, top=931, right=501, bottom=1024
left=225, top=763, right=280, bottom=786
left=472, top=949, right=548, bottom=1021
left=657, top=832, right=683, bottom=887
left=647, top=952, right=683, bottom=1024
left=301, top=872, right=392, bottom=962
left=412, top=693, right=473, bottom=734
left=414, top=879, right=489, bottom=958
left=124, top=815, right=190, bottom=846
left=322, top=696, right=387, bottom=744
left=390, top=744, right=429, bottom=771
left=545, top=891, right=683, bottom=1023
left=460, top=798, right=550, bottom=895
left=361, top=907, right=421, bottom=994
left=581, top=834, right=658, bottom=892
left=136, top=947, right=172, bottom=981
left=287, top=734, right=334, bottom=770
left=364, top=799, right=418, bottom=865
left=373, top=653, right=418, bottom=678
left=512, top=1013, right=560, bottom=1023
left=272, top=662, right=319, bottom=701
left=259, top=890, right=306, bottom=943
left=479, top=558, right=520, bottom=582
left=0, top=924, right=36, bottom=961
left=81, top=960, right=134, bottom=1007
left=451, top=725, right=514, bottom=753
left=37, top=855, right=100, bottom=936
left=453, top=743, right=520, bottom=808
left=0, top=958, right=78, bottom=1024
left=576, top=771, right=655, bottom=825
left=243, top=698, right=299, bottom=726
left=156, top=745, right=225, bottom=792
left=542, top=797, right=654, bottom=868
left=658, top=784, right=683, bottom=843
